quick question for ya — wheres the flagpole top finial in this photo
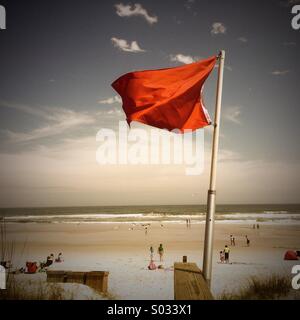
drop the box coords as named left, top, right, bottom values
left=218, top=50, right=225, bottom=60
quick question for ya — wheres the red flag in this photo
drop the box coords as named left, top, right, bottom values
left=111, top=56, right=217, bottom=132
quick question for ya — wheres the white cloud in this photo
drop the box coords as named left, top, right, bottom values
left=170, top=54, right=196, bottom=64
left=211, top=22, right=226, bottom=35
left=0, top=100, right=51, bottom=119
left=271, top=70, right=290, bottom=76
left=237, top=37, right=248, bottom=43
left=111, top=37, right=145, bottom=53
left=224, top=106, right=242, bottom=125
left=115, top=3, right=158, bottom=24
left=98, top=95, right=122, bottom=104
left=1, top=103, right=95, bottom=143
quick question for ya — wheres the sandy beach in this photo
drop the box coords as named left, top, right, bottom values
left=3, top=221, right=300, bottom=299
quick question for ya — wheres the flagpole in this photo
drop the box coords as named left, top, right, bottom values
left=202, top=50, right=225, bottom=288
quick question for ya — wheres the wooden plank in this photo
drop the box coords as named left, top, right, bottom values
left=174, top=262, right=214, bottom=300
left=65, top=271, right=86, bottom=284
left=46, top=270, right=109, bottom=294
left=47, top=270, right=66, bottom=283
left=85, top=271, right=109, bottom=293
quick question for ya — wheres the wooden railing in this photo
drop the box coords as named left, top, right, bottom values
left=174, top=260, right=214, bottom=300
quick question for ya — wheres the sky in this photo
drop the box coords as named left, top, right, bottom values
left=0, top=0, right=299, bottom=207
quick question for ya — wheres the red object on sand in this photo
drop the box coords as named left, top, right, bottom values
left=284, top=250, right=298, bottom=260
left=26, top=262, right=38, bottom=273
left=148, top=260, right=157, bottom=270
left=112, top=56, right=217, bottom=132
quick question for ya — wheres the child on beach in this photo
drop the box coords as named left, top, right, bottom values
left=150, top=246, right=154, bottom=260
left=220, top=251, right=225, bottom=263
left=158, top=244, right=164, bottom=262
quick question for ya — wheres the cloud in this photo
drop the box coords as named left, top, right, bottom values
left=271, top=70, right=290, bottom=76
left=211, top=22, right=226, bottom=35
left=98, top=95, right=122, bottom=104
left=170, top=54, right=197, bottom=64
left=115, top=3, right=158, bottom=24
left=1, top=102, right=95, bottom=143
left=283, top=41, right=296, bottom=46
left=288, top=0, right=300, bottom=5
left=185, top=0, right=195, bottom=10
left=173, top=16, right=182, bottom=25
left=218, top=149, right=242, bottom=162
left=0, top=100, right=51, bottom=119
left=224, top=106, right=242, bottom=125
left=237, top=37, right=248, bottom=43
left=214, top=64, right=232, bottom=72
left=111, top=37, right=146, bottom=53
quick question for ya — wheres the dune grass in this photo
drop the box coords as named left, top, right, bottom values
left=219, top=275, right=292, bottom=300
left=0, top=277, right=69, bottom=300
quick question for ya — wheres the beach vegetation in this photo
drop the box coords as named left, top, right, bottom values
left=219, top=275, right=292, bottom=300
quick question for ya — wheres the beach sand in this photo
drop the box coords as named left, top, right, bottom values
left=4, top=221, right=300, bottom=299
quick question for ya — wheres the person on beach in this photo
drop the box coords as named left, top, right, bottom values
left=145, top=227, right=148, bottom=235
left=44, top=254, right=54, bottom=267
left=246, top=235, right=250, bottom=246
left=233, top=237, right=236, bottom=246
left=224, top=245, right=230, bottom=263
left=230, top=235, right=234, bottom=245
left=220, top=251, right=225, bottom=263
left=55, top=253, right=63, bottom=263
left=150, top=246, right=154, bottom=260
left=158, top=244, right=164, bottom=262
left=186, top=219, right=188, bottom=228
left=257, top=224, right=260, bottom=229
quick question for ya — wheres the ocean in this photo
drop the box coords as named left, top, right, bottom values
left=0, top=204, right=300, bottom=225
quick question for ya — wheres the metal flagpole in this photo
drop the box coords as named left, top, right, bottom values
left=202, top=50, right=225, bottom=288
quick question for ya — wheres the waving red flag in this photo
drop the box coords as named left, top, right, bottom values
left=111, top=56, right=217, bottom=132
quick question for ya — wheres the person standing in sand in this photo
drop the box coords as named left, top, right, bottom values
left=246, top=235, right=250, bottom=247
left=224, top=245, right=230, bottom=263
left=158, top=244, right=164, bottom=262
left=230, top=235, right=234, bottom=245
left=150, top=246, right=154, bottom=260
